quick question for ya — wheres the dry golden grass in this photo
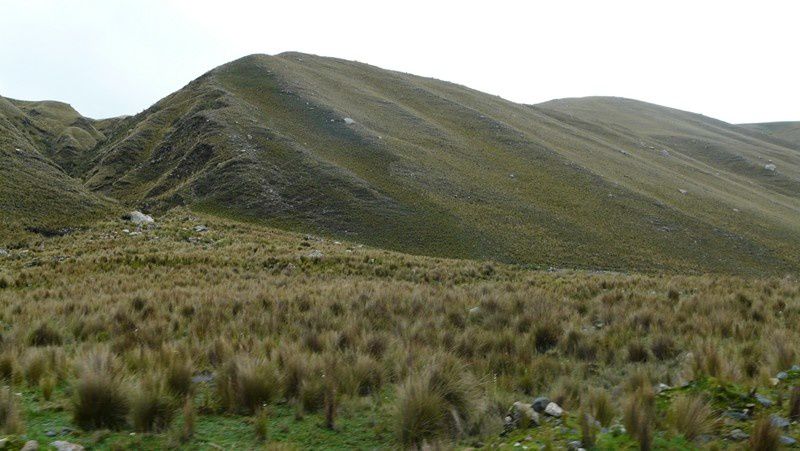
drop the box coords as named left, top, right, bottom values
left=0, top=209, right=798, bottom=446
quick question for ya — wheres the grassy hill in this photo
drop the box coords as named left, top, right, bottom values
left=741, top=121, right=800, bottom=147
left=2, top=53, right=799, bottom=274
left=0, top=96, right=116, bottom=241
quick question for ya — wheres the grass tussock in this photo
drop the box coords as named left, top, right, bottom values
left=72, top=350, right=129, bottom=430
left=749, top=416, right=781, bottom=451
left=667, top=395, right=716, bottom=441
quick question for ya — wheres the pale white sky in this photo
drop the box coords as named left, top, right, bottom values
left=1, top=0, right=797, bottom=123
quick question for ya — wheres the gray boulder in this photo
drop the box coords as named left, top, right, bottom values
left=506, top=401, right=540, bottom=428
left=129, top=211, right=154, bottom=226
left=532, top=396, right=550, bottom=413
left=21, top=441, right=39, bottom=451
left=771, top=414, right=790, bottom=429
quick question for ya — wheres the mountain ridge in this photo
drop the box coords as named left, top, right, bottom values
left=1, top=52, right=798, bottom=274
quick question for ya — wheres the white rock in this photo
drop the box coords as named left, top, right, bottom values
left=50, top=442, right=85, bottom=451
left=129, top=211, right=154, bottom=226
left=544, top=402, right=563, bottom=417
left=765, top=163, right=777, bottom=171
left=343, top=117, right=355, bottom=125
left=678, top=189, right=688, bottom=195
left=660, top=149, right=670, bottom=157
left=0, top=248, right=8, bottom=257
left=468, top=306, right=481, bottom=316
left=307, top=249, right=324, bottom=259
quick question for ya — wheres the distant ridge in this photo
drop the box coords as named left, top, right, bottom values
left=1, top=53, right=798, bottom=274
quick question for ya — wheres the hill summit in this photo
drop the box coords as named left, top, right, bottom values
left=2, top=52, right=799, bottom=274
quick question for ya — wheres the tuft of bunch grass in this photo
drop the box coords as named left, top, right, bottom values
left=131, top=374, right=176, bottom=432
left=28, top=322, right=63, bottom=347
left=72, top=350, right=129, bottom=430
left=217, top=356, right=282, bottom=414
left=667, top=395, right=716, bottom=441
left=749, top=416, right=781, bottom=451
left=623, top=384, right=654, bottom=451
left=0, top=387, right=24, bottom=434
left=254, top=407, right=269, bottom=442
left=587, top=388, right=615, bottom=427
left=395, top=357, right=479, bottom=446
left=789, top=386, right=800, bottom=421
left=165, top=357, right=193, bottom=397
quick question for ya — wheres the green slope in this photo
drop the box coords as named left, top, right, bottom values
left=77, top=53, right=799, bottom=274
left=740, top=121, right=800, bottom=147
left=0, top=96, right=115, bottom=240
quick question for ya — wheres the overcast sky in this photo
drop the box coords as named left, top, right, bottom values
left=1, top=1, right=797, bottom=123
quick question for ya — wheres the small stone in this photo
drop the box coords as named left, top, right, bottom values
left=765, top=163, right=777, bottom=171
left=678, top=189, right=688, bottom=195
left=343, top=117, right=355, bottom=125
left=567, top=440, right=583, bottom=450
left=723, top=409, right=749, bottom=421
left=45, top=430, right=57, bottom=437
left=0, top=248, right=8, bottom=257
left=780, top=436, right=797, bottom=446
left=544, top=402, right=564, bottom=417
left=755, top=393, right=774, bottom=407
left=777, top=371, right=789, bottom=380
left=307, top=249, right=324, bottom=259
left=468, top=306, right=481, bottom=316
left=50, top=442, right=85, bottom=451
left=191, top=371, right=214, bottom=383
left=792, top=364, right=800, bottom=371
left=771, top=414, right=790, bottom=430
left=532, top=397, right=550, bottom=413
left=655, top=383, right=671, bottom=394
left=770, top=377, right=780, bottom=386
left=21, top=441, right=39, bottom=451
left=193, top=225, right=208, bottom=233
left=727, top=429, right=749, bottom=441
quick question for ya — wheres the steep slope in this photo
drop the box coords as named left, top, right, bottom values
left=82, top=53, right=800, bottom=274
left=0, top=96, right=115, bottom=240
left=740, top=121, right=800, bottom=147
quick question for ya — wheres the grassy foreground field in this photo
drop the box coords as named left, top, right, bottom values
left=0, top=210, right=798, bottom=449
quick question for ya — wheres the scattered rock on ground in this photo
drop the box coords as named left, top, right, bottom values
left=678, top=189, right=688, bottom=195
left=191, top=371, right=215, bottom=383
left=343, top=117, right=355, bottom=125
left=723, top=409, right=749, bottom=421
left=655, top=383, right=671, bottom=394
left=505, top=401, right=540, bottom=430
left=128, top=211, right=154, bottom=226
left=780, top=436, right=797, bottom=446
left=776, top=371, right=788, bottom=380
left=771, top=414, right=790, bottom=429
left=660, top=149, right=670, bottom=157
left=21, top=441, right=38, bottom=451
left=545, top=402, right=564, bottom=417
left=307, top=249, right=324, bottom=259
left=50, top=442, right=84, bottom=451
left=754, top=393, right=773, bottom=407
left=468, top=306, right=481, bottom=316
left=727, top=429, right=749, bottom=441
left=532, top=397, right=550, bottom=413
left=0, top=249, right=8, bottom=257
left=194, top=225, right=208, bottom=233
left=765, top=163, right=777, bottom=171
